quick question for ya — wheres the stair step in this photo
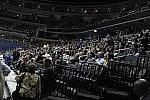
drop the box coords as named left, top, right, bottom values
left=106, top=89, right=128, bottom=96
left=76, top=92, right=100, bottom=100
left=48, top=96, right=70, bottom=100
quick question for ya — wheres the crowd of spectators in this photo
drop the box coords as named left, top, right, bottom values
left=0, top=0, right=149, bottom=99
left=0, top=27, right=149, bottom=99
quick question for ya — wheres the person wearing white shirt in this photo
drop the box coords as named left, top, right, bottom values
left=0, top=62, right=4, bottom=100
left=96, top=53, right=105, bottom=65
left=0, top=57, right=11, bottom=100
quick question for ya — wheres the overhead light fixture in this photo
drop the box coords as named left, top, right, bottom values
left=38, top=5, right=41, bottom=9
left=16, top=14, right=19, bottom=17
left=67, top=8, right=70, bottom=12
left=94, top=29, right=97, bottom=33
left=18, top=4, right=22, bottom=7
left=84, top=10, right=87, bottom=13
left=95, top=9, right=98, bottom=13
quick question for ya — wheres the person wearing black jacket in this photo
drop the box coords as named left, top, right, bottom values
left=140, top=34, right=148, bottom=51
left=130, top=79, right=150, bottom=100
left=13, top=49, right=20, bottom=62
left=41, top=58, right=56, bottom=97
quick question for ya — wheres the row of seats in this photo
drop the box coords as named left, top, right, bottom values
left=50, top=55, right=150, bottom=99
left=0, top=39, right=24, bottom=51
left=4, top=55, right=150, bottom=100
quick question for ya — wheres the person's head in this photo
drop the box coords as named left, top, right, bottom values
left=89, top=52, right=95, bottom=58
left=43, top=58, right=52, bottom=68
left=104, top=52, right=109, bottom=60
left=83, top=50, right=88, bottom=55
left=134, top=79, right=149, bottom=97
left=27, top=63, right=36, bottom=74
left=139, top=47, right=146, bottom=55
left=108, top=53, right=114, bottom=60
left=23, top=55, right=29, bottom=63
left=97, top=52, right=104, bottom=58
left=134, top=49, right=138, bottom=54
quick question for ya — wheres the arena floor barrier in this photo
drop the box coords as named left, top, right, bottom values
left=40, top=55, right=150, bottom=100
left=52, top=62, right=105, bottom=100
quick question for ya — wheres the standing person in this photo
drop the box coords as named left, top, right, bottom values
left=41, top=58, right=56, bottom=98
left=0, top=59, right=4, bottom=100
left=13, top=49, right=20, bottom=62
left=12, top=49, right=20, bottom=69
left=1, top=60, right=11, bottom=76
left=140, top=35, right=148, bottom=51
left=0, top=55, right=11, bottom=100
left=17, top=55, right=31, bottom=74
left=4, top=51, right=13, bottom=67
left=15, top=63, right=41, bottom=100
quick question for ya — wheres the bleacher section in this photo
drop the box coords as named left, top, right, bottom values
left=0, top=39, right=24, bottom=51
left=52, top=55, right=150, bottom=100
left=1, top=48, right=150, bottom=100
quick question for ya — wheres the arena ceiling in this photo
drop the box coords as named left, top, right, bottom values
left=50, top=0, right=130, bottom=3
left=37, top=0, right=132, bottom=5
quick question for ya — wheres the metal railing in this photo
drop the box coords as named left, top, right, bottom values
left=46, top=55, right=150, bottom=99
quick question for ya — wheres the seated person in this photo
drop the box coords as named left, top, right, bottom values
left=96, top=52, right=105, bottom=65
left=85, top=52, right=95, bottom=62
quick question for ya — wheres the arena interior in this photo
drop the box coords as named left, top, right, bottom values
left=0, top=0, right=150, bottom=100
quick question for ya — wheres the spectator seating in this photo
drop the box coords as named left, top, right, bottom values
left=46, top=55, right=150, bottom=100
left=0, top=39, right=24, bottom=51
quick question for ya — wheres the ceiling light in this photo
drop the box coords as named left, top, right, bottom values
left=84, top=10, right=87, bottom=13
left=95, top=9, right=98, bottom=13
left=94, top=29, right=97, bottom=32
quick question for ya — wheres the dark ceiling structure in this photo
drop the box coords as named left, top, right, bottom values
left=0, top=0, right=148, bottom=37
left=51, top=0, right=130, bottom=3
left=29, top=0, right=132, bottom=5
